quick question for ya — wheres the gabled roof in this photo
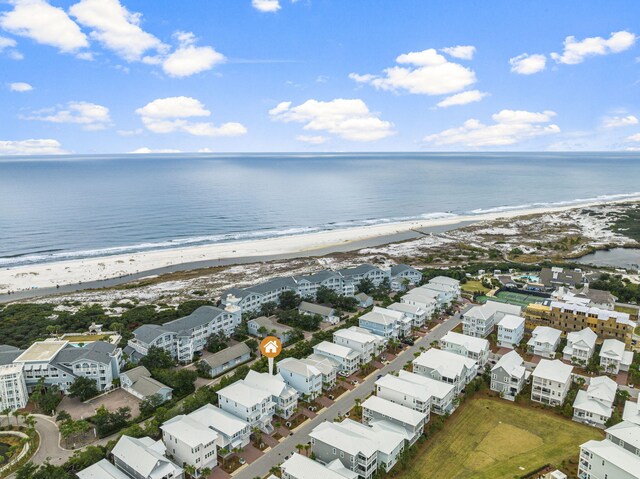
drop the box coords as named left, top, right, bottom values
left=77, top=459, right=130, bottom=479
left=313, top=341, right=360, bottom=361
left=600, top=338, right=626, bottom=361
left=310, top=420, right=377, bottom=457
left=565, top=327, right=598, bottom=349
left=339, top=419, right=405, bottom=455
left=360, top=307, right=403, bottom=327
left=412, top=348, right=476, bottom=378
left=217, top=378, right=272, bottom=407
left=337, top=263, right=382, bottom=278
left=497, top=314, right=525, bottom=330
left=278, top=357, right=321, bottom=379
left=161, top=415, right=218, bottom=448
left=246, top=276, right=298, bottom=294
left=299, top=301, right=335, bottom=317
left=573, top=390, right=614, bottom=417
left=376, top=374, right=433, bottom=402
left=492, top=350, right=526, bottom=379
left=528, top=326, right=562, bottom=346
left=580, top=439, right=640, bottom=477
left=390, top=264, right=420, bottom=276
left=281, top=453, right=355, bottom=479
left=303, top=354, right=340, bottom=374
left=362, top=395, right=427, bottom=427
left=132, top=324, right=173, bottom=344
left=397, top=370, right=456, bottom=400
left=54, top=341, right=117, bottom=367
left=387, top=302, right=425, bottom=315
left=111, top=435, right=180, bottom=479
left=428, top=276, right=460, bottom=287
left=586, top=376, right=617, bottom=404
left=532, top=359, right=573, bottom=383
left=188, top=404, right=248, bottom=438
left=464, top=301, right=522, bottom=321
left=162, top=305, right=227, bottom=335
left=248, top=316, right=292, bottom=335
left=334, top=327, right=380, bottom=345
left=354, top=292, right=372, bottom=301
left=606, top=421, right=640, bottom=451
left=622, top=400, right=640, bottom=425
left=203, top=342, right=250, bottom=369
left=440, top=331, right=489, bottom=354
left=244, top=370, right=296, bottom=399
left=295, top=271, right=341, bottom=283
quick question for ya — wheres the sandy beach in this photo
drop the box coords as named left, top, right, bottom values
left=1, top=197, right=639, bottom=295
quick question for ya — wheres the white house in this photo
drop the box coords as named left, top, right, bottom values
left=573, top=376, right=617, bottom=427
left=120, top=366, right=173, bottom=403
left=417, top=283, right=456, bottom=307
left=280, top=453, right=358, bottom=479
left=361, top=395, right=427, bottom=446
left=187, top=404, right=251, bottom=453
left=461, top=301, right=522, bottom=338
left=496, top=314, right=525, bottom=349
left=387, top=303, right=427, bottom=327
left=111, top=435, right=184, bottom=479
left=439, top=331, right=489, bottom=369
left=428, top=276, right=461, bottom=296
left=563, top=327, right=598, bottom=365
left=77, top=460, right=131, bottom=479
left=243, top=370, right=299, bottom=419
left=217, top=380, right=275, bottom=433
left=531, top=359, right=573, bottom=406
left=313, top=341, right=361, bottom=376
left=527, top=326, right=562, bottom=358
left=622, top=400, right=640, bottom=425
left=490, top=350, right=528, bottom=401
left=374, top=374, right=432, bottom=416
left=400, top=290, right=438, bottom=318
left=161, top=415, right=218, bottom=477
left=333, top=327, right=382, bottom=364
left=358, top=307, right=403, bottom=339
left=277, top=357, right=323, bottom=399
left=600, top=338, right=634, bottom=374
left=389, top=264, right=423, bottom=286
left=396, top=370, right=457, bottom=415
left=412, top=348, right=477, bottom=394
left=579, top=421, right=640, bottom=479
left=302, top=354, right=338, bottom=390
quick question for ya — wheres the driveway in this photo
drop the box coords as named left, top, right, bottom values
left=58, top=388, right=141, bottom=420
left=234, top=310, right=464, bottom=479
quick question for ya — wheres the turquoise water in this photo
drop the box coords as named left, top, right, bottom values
left=1, top=152, right=639, bottom=266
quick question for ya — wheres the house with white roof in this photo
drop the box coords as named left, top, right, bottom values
left=527, top=326, right=562, bottom=358
left=313, top=341, right=361, bottom=376
left=277, top=357, right=323, bottom=399
left=387, top=303, right=427, bottom=327
left=374, top=374, right=432, bottom=416
left=563, top=327, right=598, bottom=365
left=417, top=283, right=456, bottom=307
left=439, top=331, right=489, bottom=369
left=243, top=370, right=298, bottom=419
left=412, top=348, right=476, bottom=394
left=310, top=419, right=405, bottom=479
left=302, top=354, right=338, bottom=390
left=396, top=370, right=456, bottom=415
left=362, top=395, right=427, bottom=446
left=112, top=435, right=183, bottom=479
left=217, top=380, right=275, bottom=433
left=77, top=459, right=131, bottom=479
left=461, top=301, right=522, bottom=338
left=280, top=453, right=357, bottom=479
left=496, top=314, right=525, bottom=349
left=573, top=376, right=617, bottom=427
left=400, top=290, right=438, bottom=318
left=184, top=404, right=251, bottom=454
left=531, top=359, right=573, bottom=406
left=428, top=276, right=461, bottom=296
left=120, top=366, right=173, bottom=403
left=600, top=338, right=634, bottom=374
left=622, top=400, right=640, bottom=426
left=333, top=327, right=382, bottom=364
left=161, top=415, right=218, bottom=477
left=358, top=307, right=403, bottom=339
left=491, top=350, right=528, bottom=401
left=579, top=421, right=640, bottom=479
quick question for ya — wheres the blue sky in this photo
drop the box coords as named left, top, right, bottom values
left=0, top=0, right=639, bottom=154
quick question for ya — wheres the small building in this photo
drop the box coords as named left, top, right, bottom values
left=112, top=434, right=183, bottom=479
left=600, top=338, right=634, bottom=374
left=496, top=314, right=525, bottom=349
left=120, top=366, right=173, bottom=402
left=247, top=316, right=293, bottom=344
left=361, top=395, right=427, bottom=446
left=563, top=327, right=598, bottom=365
left=277, top=357, right=323, bottom=399
left=200, top=342, right=251, bottom=377
left=387, top=302, right=427, bottom=327
left=333, top=327, right=382, bottom=364
left=527, top=326, right=562, bottom=358
left=313, top=341, right=360, bottom=376
left=573, top=376, right=617, bottom=427
left=490, top=350, right=528, bottom=401
left=354, top=292, right=374, bottom=308
left=412, top=348, right=477, bottom=394
left=439, top=331, right=490, bottom=369
left=531, top=359, right=573, bottom=406
left=299, top=301, right=339, bottom=324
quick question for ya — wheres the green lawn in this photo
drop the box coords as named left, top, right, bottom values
left=461, top=280, right=490, bottom=294
left=398, top=398, right=603, bottom=479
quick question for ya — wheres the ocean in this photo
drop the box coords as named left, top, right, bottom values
left=1, top=152, right=639, bottom=267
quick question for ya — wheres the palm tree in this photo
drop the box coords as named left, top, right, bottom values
left=200, top=467, right=212, bottom=477
left=303, top=443, right=311, bottom=457
left=269, top=465, right=280, bottom=476
left=295, top=443, right=304, bottom=455
left=1, top=408, right=11, bottom=427
left=183, top=464, right=197, bottom=479
left=12, top=410, right=20, bottom=426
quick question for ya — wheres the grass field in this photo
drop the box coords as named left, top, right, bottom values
left=477, top=291, right=543, bottom=308
left=461, top=280, right=490, bottom=294
left=398, top=398, right=603, bottom=479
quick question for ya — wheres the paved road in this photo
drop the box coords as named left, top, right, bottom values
left=235, top=311, right=464, bottom=479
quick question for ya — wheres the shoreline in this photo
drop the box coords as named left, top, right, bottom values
left=1, top=197, right=639, bottom=301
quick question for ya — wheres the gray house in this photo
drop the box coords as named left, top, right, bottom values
left=201, top=342, right=251, bottom=377
left=490, top=350, right=529, bottom=401
left=354, top=293, right=373, bottom=308
left=248, top=316, right=293, bottom=343
left=299, top=301, right=338, bottom=323
left=120, top=366, right=173, bottom=402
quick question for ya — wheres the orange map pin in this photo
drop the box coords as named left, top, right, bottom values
left=260, top=336, right=282, bottom=358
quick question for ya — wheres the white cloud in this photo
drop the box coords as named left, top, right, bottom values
left=436, top=90, right=487, bottom=108
left=69, top=0, right=166, bottom=62
left=441, top=45, right=475, bottom=60
left=252, top=0, right=281, bottom=12
left=161, top=31, right=225, bottom=77
left=509, top=53, right=547, bottom=75
left=117, top=128, right=143, bottom=136
left=602, top=115, right=638, bottom=128
left=0, top=0, right=88, bottom=53
left=424, top=109, right=560, bottom=147
left=627, top=133, right=640, bottom=142
left=349, top=48, right=476, bottom=95
left=551, top=30, right=637, bottom=65
left=0, top=36, right=16, bottom=49
left=136, top=96, right=247, bottom=137
left=296, top=135, right=328, bottom=144
left=269, top=98, right=395, bottom=142
left=9, top=81, right=33, bottom=92
left=22, top=101, right=111, bottom=130
left=130, top=147, right=182, bottom=154
left=0, top=138, right=67, bottom=155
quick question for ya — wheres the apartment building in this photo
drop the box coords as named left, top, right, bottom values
left=0, top=346, right=28, bottom=412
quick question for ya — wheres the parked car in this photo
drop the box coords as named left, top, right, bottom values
left=402, top=338, right=415, bottom=346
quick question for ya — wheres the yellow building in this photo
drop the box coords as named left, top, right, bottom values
left=524, top=303, right=551, bottom=330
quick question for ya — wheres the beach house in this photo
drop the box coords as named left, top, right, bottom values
left=277, top=357, right=323, bottom=399
left=200, top=342, right=251, bottom=377
left=396, top=370, right=456, bottom=415
left=400, top=290, right=438, bottom=318
left=217, top=380, right=275, bottom=433
left=412, top=348, right=476, bottom=394
left=337, top=264, right=390, bottom=288
left=573, top=376, right=617, bottom=427
left=361, top=395, right=427, bottom=446
left=496, top=314, right=525, bottom=349
left=387, top=303, right=427, bottom=327
left=120, top=366, right=173, bottom=402
left=461, top=301, right=522, bottom=338
left=302, top=354, right=338, bottom=390
left=527, top=326, right=562, bottom=358
left=333, top=327, right=382, bottom=364
left=247, top=316, right=293, bottom=344
left=600, top=338, right=634, bottom=374
left=389, top=264, right=423, bottom=287
left=187, top=404, right=251, bottom=453
left=299, top=301, right=339, bottom=324
left=280, top=453, right=358, bottom=479
left=563, top=327, right=598, bottom=365
left=531, top=359, right=573, bottom=406
left=490, top=350, right=528, bottom=401
left=579, top=421, right=640, bottom=479
left=243, top=370, right=299, bottom=419
left=358, top=307, right=403, bottom=339
left=374, top=373, right=432, bottom=416
left=428, top=276, right=461, bottom=297
left=439, top=331, right=489, bottom=369
left=161, top=415, right=218, bottom=477
left=313, top=341, right=361, bottom=376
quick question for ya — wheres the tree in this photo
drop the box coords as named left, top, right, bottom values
left=139, top=393, right=165, bottom=416
left=110, top=321, right=124, bottom=334
left=68, top=376, right=99, bottom=401
left=56, top=410, right=71, bottom=423
left=245, top=338, right=258, bottom=353
left=195, top=360, right=211, bottom=378
left=60, top=418, right=91, bottom=447
left=184, top=464, right=197, bottom=479
left=153, top=369, right=197, bottom=397
left=259, top=301, right=278, bottom=317
left=279, top=290, right=301, bottom=310
left=206, top=332, right=228, bottom=353
left=357, top=278, right=375, bottom=294
left=64, top=445, right=106, bottom=472
left=15, top=462, right=38, bottom=479
left=140, top=346, right=175, bottom=370
left=93, top=406, right=131, bottom=437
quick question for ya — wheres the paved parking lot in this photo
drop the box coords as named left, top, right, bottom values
left=58, top=388, right=141, bottom=420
